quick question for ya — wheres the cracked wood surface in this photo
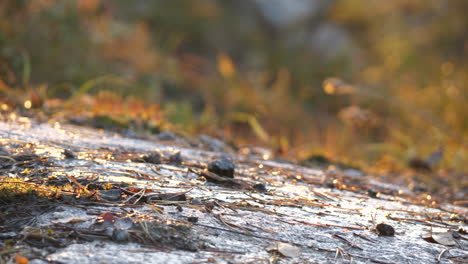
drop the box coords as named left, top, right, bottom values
left=0, top=118, right=466, bottom=264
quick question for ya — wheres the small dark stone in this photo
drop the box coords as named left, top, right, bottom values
left=190, top=199, right=203, bottom=205
left=204, top=201, right=215, bottom=212
left=408, top=158, right=431, bottom=172
left=325, top=181, right=335, bottom=189
left=142, top=152, right=161, bottom=164
left=207, top=159, right=235, bottom=178
left=457, top=227, right=467, bottom=235
left=169, top=151, right=183, bottom=165
left=367, top=189, right=378, bottom=198
left=157, top=130, right=177, bottom=141
left=63, top=149, right=76, bottom=159
left=98, top=189, right=122, bottom=201
left=307, top=155, right=330, bottom=164
left=411, top=185, right=428, bottom=193
left=176, top=205, right=183, bottom=212
left=253, top=183, right=267, bottom=193
left=299, top=154, right=332, bottom=168
left=157, top=192, right=186, bottom=201
left=111, top=228, right=129, bottom=242
left=376, top=223, right=395, bottom=236
left=187, top=216, right=198, bottom=223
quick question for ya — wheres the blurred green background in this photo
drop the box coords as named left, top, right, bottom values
left=0, top=0, right=467, bottom=177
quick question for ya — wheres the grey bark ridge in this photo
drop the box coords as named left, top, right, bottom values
left=0, top=119, right=466, bottom=264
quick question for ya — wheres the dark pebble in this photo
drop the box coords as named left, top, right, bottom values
left=169, top=151, right=183, bottom=164
left=157, top=193, right=186, bottom=201
left=325, top=181, right=335, bottom=189
left=157, top=130, right=177, bottom=141
left=142, top=152, right=161, bottom=164
left=376, top=223, right=395, bottom=236
left=111, top=228, right=129, bottom=242
left=204, top=201, right=215, bottom=212
left=367, top=189, right=378, bottom=198
left=208, top=159, right=235, bottom=178
left=253, top=183, right=267, bottom=193
left=187, top=216, right=198, bottom=223
left=411, top=185, right=428, bottom=192
left=190, top=199, right=203, bottom=205
left=98, top=189, right=122, bottom=201
left=63, top=149, right=76, bottom=159
left=458, top=228, right=467, bottom=235
left=408, top=158, right=431, bottom=171
left=176, top=205, right=183, bottom=212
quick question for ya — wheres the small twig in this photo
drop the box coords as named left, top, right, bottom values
left=0, top=139, right=29, bottom=144
left=447, top=255, right=468, bottom=263
left=0, top=155, right=16, bottom=162
left=332, top=234, right=363, bottom=250
left=353, top=232, right=377, bottom=243
left=312, top=190, right=338, bottom=202
left=437, top=248, right=450, bottom=263
left=122, top=188, right=146, bottom=204
left=334, top=247, right=347, bottom=263
left=65, top=175, right=88, bottom=193
left=228, top=205, right=286, bottom=216
left=242, top=192, right=274, bottom=206
left=189, top=168, right=252, bottom=189
left=213, top=213, right=254, bottom=234
left=246, top=222, right=276, bottom=233
left=132, top=188, right=147, bottom=204
left=145, top=203, right=165, bottom=215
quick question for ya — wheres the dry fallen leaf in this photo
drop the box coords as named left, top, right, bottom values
left=15, top=254, right=29, bottom=264
left=99, top=212, right=115, bottom=222
left=66, top=218, right=86, bottom=224
left=423, top=231, right=456, bottom=246
left=267, top=242, right=301, bottom=258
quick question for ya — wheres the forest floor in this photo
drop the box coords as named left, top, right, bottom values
left=0, top=112, right=467, bottom=264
